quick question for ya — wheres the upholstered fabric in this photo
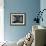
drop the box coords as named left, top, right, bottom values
left=32, top=25, right=46, bottom=46
left=35, top=29, right=45, bottom=46
left=17, top=32, right=34, bottom=46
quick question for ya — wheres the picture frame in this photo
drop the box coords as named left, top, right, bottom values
left=10, top=13, right=26, bottom=26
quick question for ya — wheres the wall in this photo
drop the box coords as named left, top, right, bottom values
left=40, top=0, right=46, bottom=27
left=4, top=0, right=40, bottom=42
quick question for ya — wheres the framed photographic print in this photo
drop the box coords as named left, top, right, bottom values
left=10, top=13, right=26, bottom=26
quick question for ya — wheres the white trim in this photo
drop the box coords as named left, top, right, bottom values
left=0, top=0, right=4, bottom=42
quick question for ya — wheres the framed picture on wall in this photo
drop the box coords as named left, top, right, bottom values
left=10, top=13, right=26, bottom=26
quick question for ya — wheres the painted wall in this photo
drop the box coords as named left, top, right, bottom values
left=40, top=0, right=46, bottom=27
left=4, top=0, right=40, bottom=42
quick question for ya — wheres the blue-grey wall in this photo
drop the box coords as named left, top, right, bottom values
left=40, top=0, right=46, bottom=27
left=4, top=0, right=40, bottom=42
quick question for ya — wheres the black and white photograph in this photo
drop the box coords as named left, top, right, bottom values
left=10, top=13, right=26, bottom=26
